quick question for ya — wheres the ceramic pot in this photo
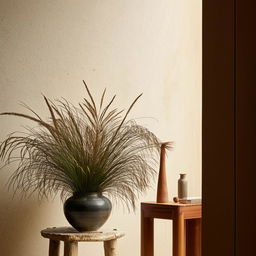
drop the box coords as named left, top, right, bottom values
left=64, top=192, right=112, bottom=231
left=178, top=173, right=188, bottom=199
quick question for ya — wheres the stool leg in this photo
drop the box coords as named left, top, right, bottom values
left=104, top=239, right=118, bottom=256
left=64, top=241, right=78, bottom=256
left=49, top=240, right=60, bottom=256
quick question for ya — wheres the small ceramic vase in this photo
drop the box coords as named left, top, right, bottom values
left=178, top=173, right=188, bottom=199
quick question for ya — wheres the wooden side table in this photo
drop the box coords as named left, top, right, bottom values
left=41, top=227, right=125, bottom=256
left=141, top=202, right=201, bottom=256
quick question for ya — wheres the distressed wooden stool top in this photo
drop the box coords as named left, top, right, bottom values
left=41, top=227, right=125, bottom=242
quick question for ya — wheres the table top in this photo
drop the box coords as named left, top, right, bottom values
left=142, top=201, right=202, bottom=207
left=41, top=227, right=125, bottom=242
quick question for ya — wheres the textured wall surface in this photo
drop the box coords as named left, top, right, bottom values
left=0, top=1, right=201, bottom=255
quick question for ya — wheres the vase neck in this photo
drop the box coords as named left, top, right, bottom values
left=180, top=173, right=186, bottom=179
left=73, top=192, right=102, bottom=198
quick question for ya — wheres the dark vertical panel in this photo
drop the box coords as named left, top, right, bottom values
left=202, top=1, right=235, bottom=255
left=236, top=1, right=256, bottom=255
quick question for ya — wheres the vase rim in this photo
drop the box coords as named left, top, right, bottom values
left=73, top=192, right=103, bottom=197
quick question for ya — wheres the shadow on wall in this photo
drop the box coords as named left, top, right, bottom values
left=0, top=190, right=46, bottom=256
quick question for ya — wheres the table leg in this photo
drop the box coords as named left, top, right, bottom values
left=104, top=239, right=118, bottom=256
left=173, top=212, right=186, bottom=256
left=141, top=215, right=154, bottom=256
left=49, top=240, right=60, bottom=256
left=186, top=219, right=201, bottom=256
left=64, top=241, right=78, bottom=256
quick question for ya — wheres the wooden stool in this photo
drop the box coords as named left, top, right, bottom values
left=141, top=202, right=202, bottom=256
left=41, top=227, right=125, bottom=256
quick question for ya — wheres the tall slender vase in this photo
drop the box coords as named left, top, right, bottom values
left=156, top=142, right=172, bottom=203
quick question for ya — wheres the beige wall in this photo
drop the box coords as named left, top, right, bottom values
left=0, top=0, right=201, bottom=255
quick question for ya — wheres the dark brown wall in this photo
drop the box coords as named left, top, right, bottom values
left=202, top=1, right=235, bottom=255
left=203, top=0, right=256, bottom=255
left=236, top=0, right=256, bottom=255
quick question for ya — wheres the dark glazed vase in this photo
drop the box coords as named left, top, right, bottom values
left=64, top=192, right=112, bottom=232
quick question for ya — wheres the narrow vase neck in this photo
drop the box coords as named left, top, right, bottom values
left=180, top=174, right=186, bottom=179
left=73, top=192, right=102, bottom=198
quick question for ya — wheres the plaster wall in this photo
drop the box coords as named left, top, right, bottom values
left=0, top=1, right=201, bottom=255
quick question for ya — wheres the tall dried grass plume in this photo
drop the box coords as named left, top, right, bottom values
left=0, top=81, right=160, bottom=211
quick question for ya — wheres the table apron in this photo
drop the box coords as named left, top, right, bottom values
left=142, top=212, right=201, bottom=220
